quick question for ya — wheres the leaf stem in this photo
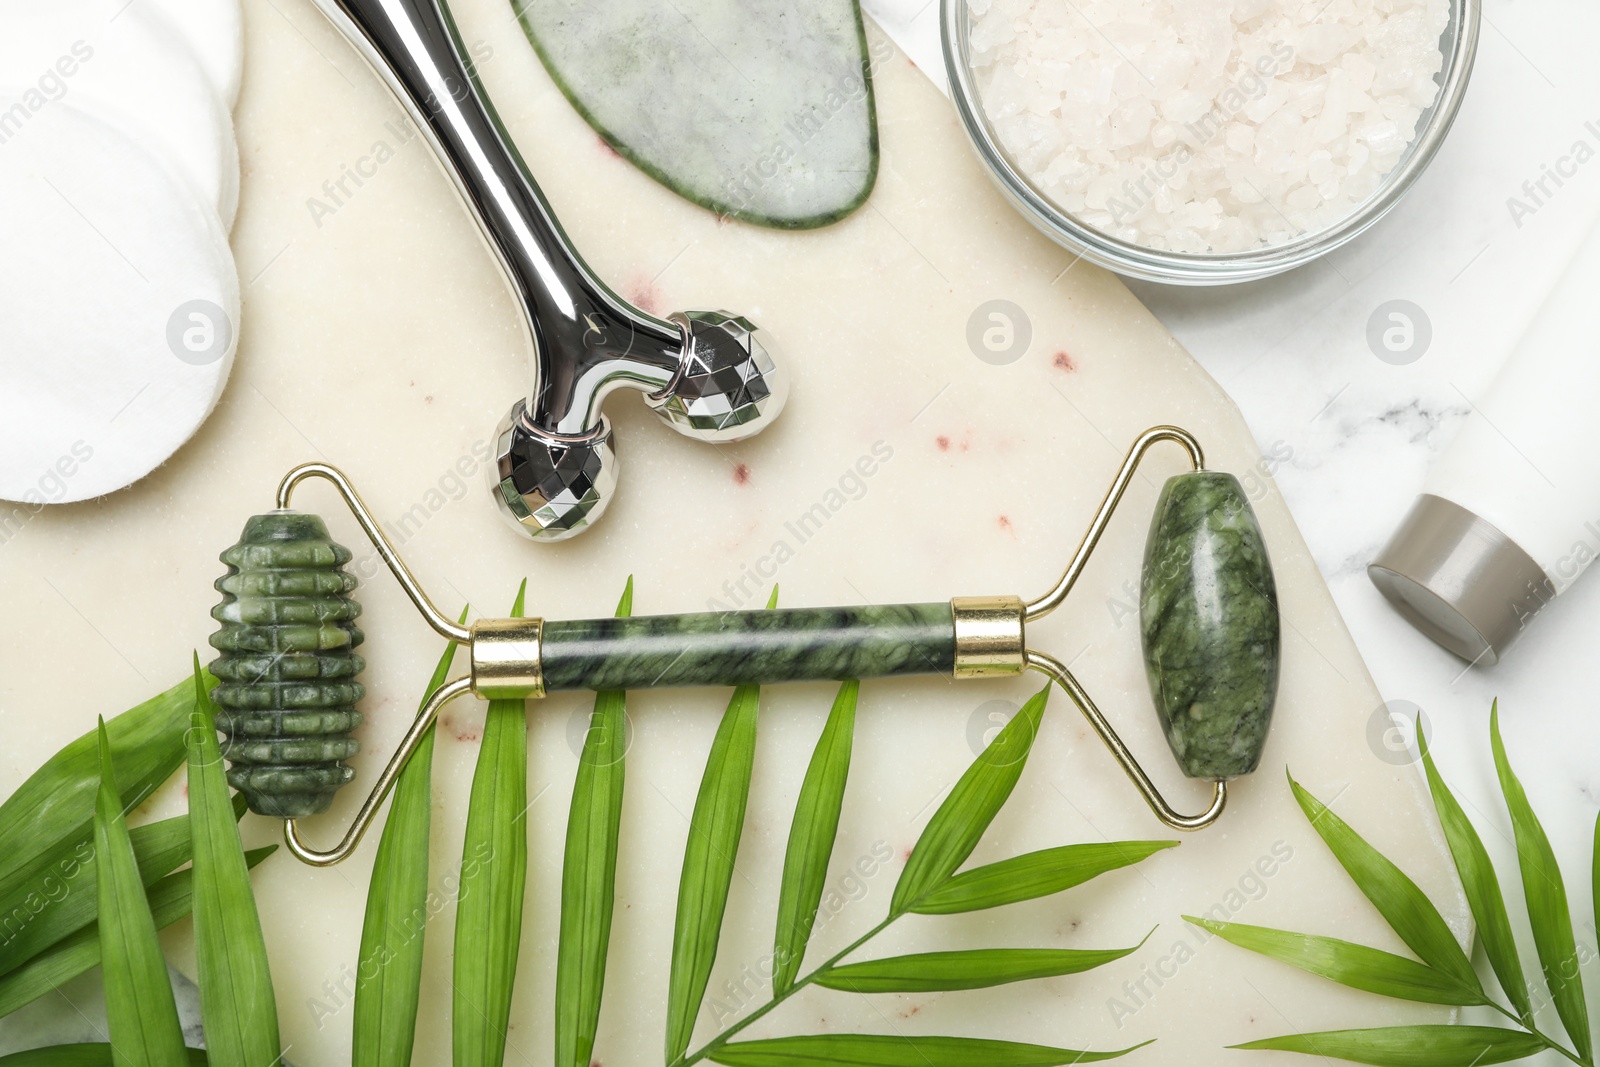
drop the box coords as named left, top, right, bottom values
left=672, top=915, right=898, bottom=1067
left=1486, top=1001, right=1592, bottom=1067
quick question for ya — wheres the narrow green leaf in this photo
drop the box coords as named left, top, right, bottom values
left=1287, top=773, right=1477, bottom=989
left=0, top=675, right=202, bottom=938
left=1490, top=703, right=1589, bottom=1060
left=0, top=794, right=246, bottom=977
left=188, top=659, right=281, bottom=1066
left=911, top=841, right=1177, bottom=915
left=0, top=1046, right=208, bottom=1066
left=663, top=688, right=759, bottom=1061
left=353, top=606, right=467, bottom=1067
left=1185, top=917, right=1485, bottom=1005
left=1231, top=1025, right=1545, bottom=1065
left=454, top=583, right=531, bottom=1067
left=814, top=943, right=1145, bottom=993
left=664, top=588, right=775, bottom=1062
left=772, top=679, right=858, bottom=995
left=891, top=685, right=1048, bottom=916
left=0, top=848, right=274, bottom=1019
left=555, top=579, right=633, bottom=1067
left=709, top=1034, right=1150, bottom=1065
left=1594, top=811, right=1600, bottom=1034
left=94, top=719, right=188, bottom=1065
left=1417, top=723, right=1530, bottom=1020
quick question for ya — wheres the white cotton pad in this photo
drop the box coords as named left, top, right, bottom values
left=0, top=99, right=239, bottom=505
left=139, top=0, right=245, bottom=109
left=0, top=0, right=240, bottom=227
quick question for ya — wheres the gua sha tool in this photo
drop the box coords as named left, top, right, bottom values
left=209, top=427, right=1282, bottom=866
left=307, top=0, right=787, bottom=542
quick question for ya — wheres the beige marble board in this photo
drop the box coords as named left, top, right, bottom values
left=0, top=0, right=1469, bottom=1064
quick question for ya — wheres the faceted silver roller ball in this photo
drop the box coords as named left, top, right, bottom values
left=489, top=400, right=618, bottom=541
left=646, top=310, right=788, bottom=443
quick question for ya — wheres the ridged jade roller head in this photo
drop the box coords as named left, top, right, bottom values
left=208, top=511, right=366, bottom=817
left=1139, top=471, right=1281, bottom=781
left=646, top=310, right=789, bottom=443
left=490, top=401, right=619, bottom=541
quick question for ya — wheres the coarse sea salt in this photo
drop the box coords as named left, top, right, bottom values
left=969, top=0, right=1449, bottom=253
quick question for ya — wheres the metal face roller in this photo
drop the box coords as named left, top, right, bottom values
left=210, top=427, right=1282, bottom=866
left=308, top=0, right=787, bottom=541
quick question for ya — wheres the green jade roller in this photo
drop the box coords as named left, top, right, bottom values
left=209, top=426, right=1280, bottom=866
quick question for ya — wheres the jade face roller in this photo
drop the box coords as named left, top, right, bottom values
left=308, top=0, right=787, bottom=541
left=209, top=427, right=1281, bottom=866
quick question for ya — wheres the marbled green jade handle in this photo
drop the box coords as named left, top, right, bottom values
left=539, top=604, right=956, bottom=691
left=210, top=459, right=1280, bottom=844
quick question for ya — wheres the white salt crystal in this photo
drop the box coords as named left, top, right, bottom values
left=1110, top=99, right=1157, bottom=147
left=1085, top=173, right=1117, bottom=209
left=1298, top=24, right=1360, bottom=65
left=1306, top=150, right=1336, bottom=184
left=1162, top=88, right=1215, bottom=125
left=1360, top=118, right=1402, bottom=153
left=1341, top=51, right=1377, bottom=91
left=969, top=0, right=1448, bottom=252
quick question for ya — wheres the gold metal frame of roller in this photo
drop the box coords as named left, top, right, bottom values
left=272, top=426, right=1221, bottom=866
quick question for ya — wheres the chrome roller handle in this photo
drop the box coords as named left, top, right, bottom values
left=311, top=0, right=788, bottom=540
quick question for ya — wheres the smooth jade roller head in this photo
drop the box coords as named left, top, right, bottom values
left=1140, top=471, right=1280, bottom=780
left=208, top=511, right=366, bottom=817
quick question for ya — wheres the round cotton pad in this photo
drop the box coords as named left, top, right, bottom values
left=0, top=99, right=239, bottom=505
left=0, top=0, right=241, bottom=227
left=141, top=0, right=245, bottom=109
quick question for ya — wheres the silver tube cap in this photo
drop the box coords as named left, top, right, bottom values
left=1368, top=494, right=1555, bottom=666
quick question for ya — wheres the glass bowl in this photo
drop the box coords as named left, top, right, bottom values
left=943, top=0, right=1481, bottom=285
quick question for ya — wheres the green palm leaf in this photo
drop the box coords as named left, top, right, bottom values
left=188, top=661, right=281, bottom=1066
left=1184, top=917, right=1485, bottom=1005
left=891, top=685, right=1048, bottom=916
left=353, top=607, right=467, bottom=1067
left=909, top=841, right=1176, bottom=915
left=1489, top=703, right=1589, bottom=1060
left=555, top=579, right=633, bottom=1067
left=772, top=679, right=858, bottom=995
left=814, top=943, right=1146, bottom=993
left=664, top=679, right=759, bottom=1060
left=663, top=587, right=777, bottom=1062
left=93, top=719, right=189, bottom=1065
left=0, top=676, right=201, bottom=937
left=0, top=794, right=245, bottom=977
left=1287, top=773, right=1477, bottom=990
left=1231, top=1025, right=1546, bottom=1065
left=709, top=1033, right=1150, bottom=1065
left=454, top=582, right=532, bottom=1067
left=0, top=848, right=274, bottom=1019
left=1417, top=723, right=1530, bottom=1020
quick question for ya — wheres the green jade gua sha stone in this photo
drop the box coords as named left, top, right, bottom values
left=1140, top=471, right=1281, bottom=780
left=208, top=512, right=366, bottom=817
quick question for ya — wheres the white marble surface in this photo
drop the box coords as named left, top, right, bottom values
left=872, top=0, right=1600, bottom=1060
left=8, top=0, right=1593, bottom=1062
left=0, top=0, right=1475, bottom=1063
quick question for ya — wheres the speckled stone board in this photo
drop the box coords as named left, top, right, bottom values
left=0, top=0, right=1467, bottom=1063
